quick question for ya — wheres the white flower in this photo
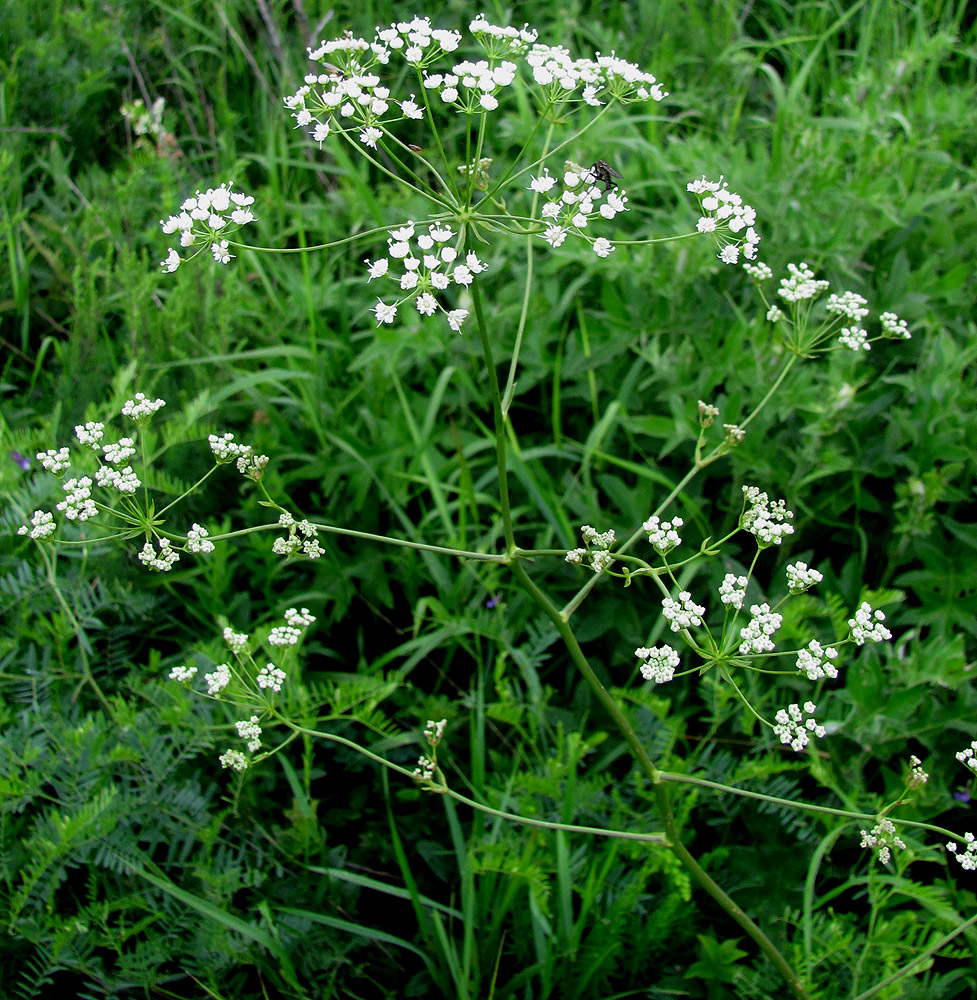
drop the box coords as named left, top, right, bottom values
left=635, top=645, right=679, bottom=684
left=205, top=663, right=231, bottom=695
left=219, top=749, right=249, bottom=771
left=75, top=421, right=105, bottom=448
left=529, top=171, right=557, bottom=193
left=662, top=591, right=704, bottom=632
left=839, top=326, right=870, bottom=351
left=860, top=817, right=906, bottom=866
left=186, top=523, right=215, bottom=554
left=401, top=95, right=424, bottom=119
left=211, top=240, right=233, bottom=264
left=122, top=393, right=166, bottom=421
left=161, top=248, right=181, bottom=272
left=415, top=292, right=437, bottom=316
left=424, top=718, right=447, bottom=746
left=881, top=312, right=911, bottom=340
left=738, top=603, right=782, bottom=655
left=359, top=126, right=383, bottom=148
left=447, top=309, right=468, bottom=332
left=223, top=627, right=248, bottom=654
left=102, top=438, right=136, bottom=465
left=826, top=291, right=870, bottom=321
left=796, top=640, right=839, bottom=681
left=786, top=561, right=823, bottom=592
left=543, top=225, right=568, bottom=248
left=773, top=701, right=826, bottom=752
left=37, top=447, right=71, bottom=474
left=56, top=477, right=97, bottom=521
left=643, top=515, right=683, bottom=555
left=374, top=300, right=397, bottom=325
left=907, top=755, right=929, bottom=787
left=365, top=257, right=389, bottom=280
left=592, top=237, right=615, bottom=257
left=169, top=664, right=198, bottom=684
left=257, top=663, right=286, bottom=692
left=236, top=715, right=262, bottom=753
left=269, top=625, right=301, bottom=646
left=285, top=607, right=316, bottom=627
left=718, top=573, right=748, bottom=609
left=848, top=602, right=892, bottom=645
left=17, top=510, right=56, bottom=540
left=137, top=537, right=180, bottom=572
left=947, top=833, right=977, bottom=871
left=778, top=262, right=830, bottom=303
left=741, top=485, right=794, bottom=547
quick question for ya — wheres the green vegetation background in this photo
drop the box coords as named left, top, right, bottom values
left=1, top=0, right=976, bottom=997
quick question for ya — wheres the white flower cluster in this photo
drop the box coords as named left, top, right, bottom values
left=739, top=603, right=782, bottom=656
left=169, top=664, right=198, bottom=684
left=56, top=477, right=97, bottom=521
left=205, top=663, right=231, bottom=695
left=285, top=607, right=316, bottom=628
left=269, top=625, right=301, bottom=646
left=122, top=393, right=166, bottom=420
left=848, top=602, right=892, bottom=645
left=367, top=221, right=484, bottom=331
left=76, top=421, right=105, bottom=449
left=743, top=261, right=772, bottom=281
left=424, top=718, right=447, bottom=746
left=635, top=644, right=679, bottom=684
left=38, top=447, right=71, bottom=473
left=662, top=591, right=705, bottom=632
left=220, top=749, right=248, bottom=771
left=423, top=58, right=518, bottom=113
left=207, top=432, right=268, bottom=480
left=102, top=438, right=136, bottom=464
left=565, top=524, right=616, bottom=574
left=643, top=515, right=683, bottom=555
left=860, top=817, right=907, bottom=866
left=160, top=183, right=256, bottom=272
left=272, top=512, right=325, bottom=559
left=698, top=400, right=719, bottom=426
left=186, top=523, right=215, bottom=554
left=236, top=715, right=262, bottom=753
left=839, top=326, right=870, bottom=351
left=773, top=701, right=826, bottom=752
left=881, top=312, right=911, bottom=340
left=825, top=291, right=870, bottom=322
left=955, top=741, right=977, bottom=775
left=907, top=754, right=929, bottom=787
left=786, top=561, right=823, bottom=593
left=257, top=663, right=286, bottom=693
left=470, top=15, right=537, bottom=56
left=947, top=833, right=977, bottom=871
left=687, top=176, right=760, bottom=265
left=719, top=573, right=748, bottom=610
left=529, top=164, right=628, bottom=256
left=17, top=510, right=57, bottom=541
left=413, top=754, right=436, bottom=781
left=796, top=640, right=839, bottom=681
left=777, top=262, right=829, bottom=303
left=95, top=464, right=140, bottom=495
left=766, top=305, right=784, bottom=322
left=137, top=537, right=180, bottom=572
left=223, top=627, right=248, bottom=654
left=741, top=485, right=795, bottom=547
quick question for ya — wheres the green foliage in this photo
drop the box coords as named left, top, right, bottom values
left=2, top=0, right=977, bottom=997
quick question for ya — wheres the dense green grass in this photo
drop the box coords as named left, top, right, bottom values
left=2, top=1, right=976, bottom=998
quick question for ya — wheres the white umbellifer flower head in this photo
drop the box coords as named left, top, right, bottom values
left=424, top=718, right=447, bottom=746
left=186, top=523, right=215, bottom=554
left=723, top=424, right=745, bottom=445
left=160, top=183, right=256, bottom=271
left=413, top=754, right=436, bottom=781
left=635, top=645, right=679, bottom=684
left=719, top=573, right=748, bottom=610
left=741, top=485, right=795, bottom=547
left=236, top=715, right=262, bottom=753
left=947, top=832, right=977, bottom=871
left=662, top=591, right=705, bottom=633
left=102, top=438, right=136, bottom=465
left=907, top=755, right=929, bottom=788
left=205, top=663, right=231, bottom=695
left=777, top=262, right=830, bottom=303
left=95, top=464, right=141, bottom=495
left=37, top=447, right=72, bottom=474
left=470, top=15, right=537, bottom=57
left=56, top=477, right=98, bottom=521
left=773, top=701, right=826, bottom=752
left=766, top=305, right=784, bottom=322
left=285, top=607, right=316, bottom=628
left=738, top=603, right=783, bottom=656
left=796, top=640, right=839, bottom=681
left=269, top=625, right=301, bottom=646
left=137, top=537, right=180, bottom=572
left=955, top=741, right=977, bottom=775
left=825, top=290, right=869, bottom=322
left=530, top=162, right=628, bottom=256
left=219, top=749, right=249, bottom=771
left=236, top=451, right=269, bottom=481
left=122, top=392, right=166, bottom=421
left=566, top=525, right=615, bottom=574
left=209, top=432, right=252, bottom=463
left=257, top=663, right=286, bottom=693
left=75, top=421, right=105, bottom=449
left=786, top=561, right=823, bottom=593
left=744, top=261, right=772, bottom=281
left=848, top=602, right=892, bottom=645
left=169, top=664, right=198, bottom=684
left=223, top=627, right=248, bottom=654
left=687, top=176, right=760, bottom=263
left=839, top=326, right=870, bottom=351
left=880, top=312, right=911, bottom=340
left=643, top=515, right=684, bottom=555
left=860, top=817, right=907, bottom=866
left=17, top=510, right=57, bottom=541
left=698, top=400, right=719, bottom=426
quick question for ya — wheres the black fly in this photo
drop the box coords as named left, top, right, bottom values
left=589, top=160, right=622, bottom=192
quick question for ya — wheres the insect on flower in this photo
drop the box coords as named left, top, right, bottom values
left=589, top=160, right=622, bottom=192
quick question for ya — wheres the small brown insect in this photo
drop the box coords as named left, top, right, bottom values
left=409, top=144, right=423, bottom=152
left=589, top=160, right=622, bottom=192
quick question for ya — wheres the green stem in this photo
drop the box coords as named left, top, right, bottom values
left=471, top=281, right=516, bottom=551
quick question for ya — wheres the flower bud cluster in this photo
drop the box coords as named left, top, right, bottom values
left=907, top=755, right=929, bottom=787
left=257, top=663, right=286, bottom=693
left=955, top=741, right=977, bottom=775
left=566, top=525, right=616, bottom=574
left=718, top=573, right=748, bottom=610
left=741, top=485, right=795, bottom=547
left=860, top=817, right=907, bottom=866
left=206, top=663, right=231, bottom=695
left=947, top=833, right=977, bottom=871
left=777, top=262, right=829, bottom=303
left=643, top=515, right=684, bottom=555
left=635, top=644, right=680, bottom=684
left=272, top=512, right=325, bottom=559
left=137, top=537, right=180, bottom=572
left=662, top=591, right=705, bottom=632
left=687, top=176, right=760, bottom=265
left=786, top=561, right=823, bottom=593
left=848, top=602, right=892, bottom=645
left=773, top=701, right=826, bottom=752
left=796, top=640, right=839, bottom=681
left=160, top=183, right=256, bottom=272
left=739, top=603, right=782, bottom=655
left=880, top=312, right=911, bottom=340
left=236, top=715, right=262, bottom=753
